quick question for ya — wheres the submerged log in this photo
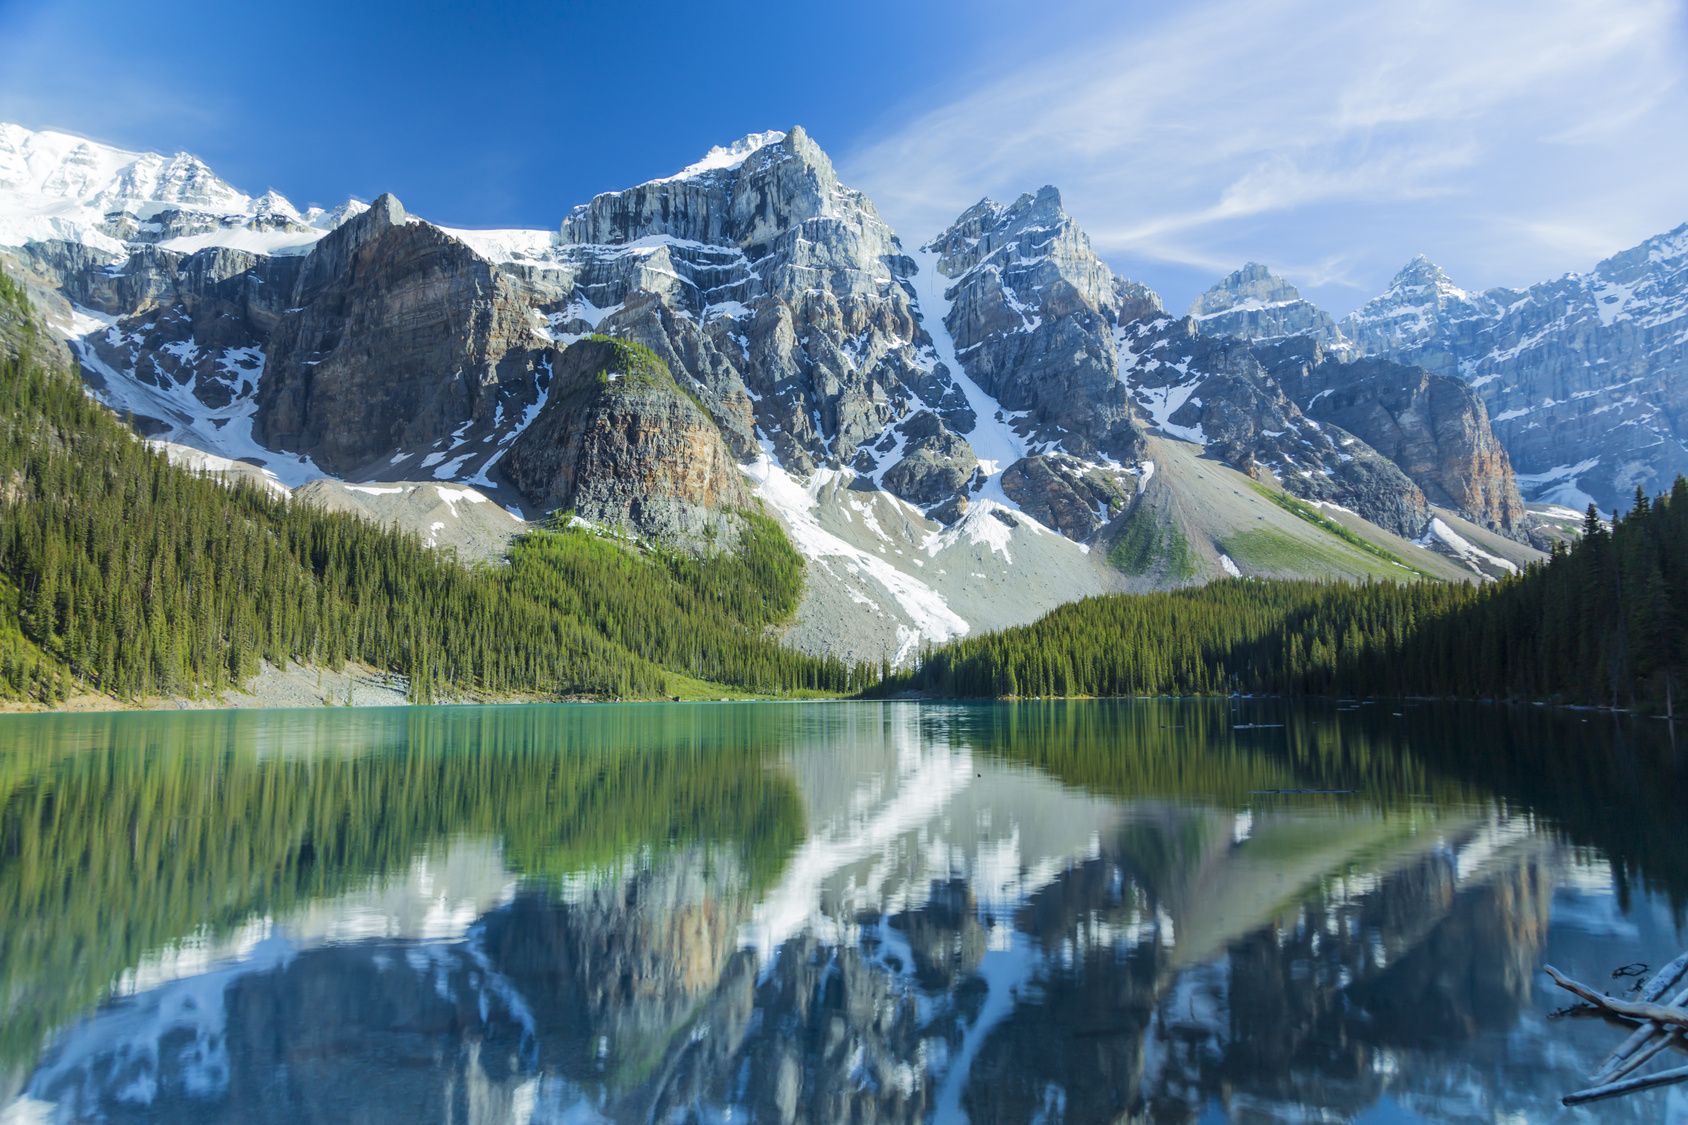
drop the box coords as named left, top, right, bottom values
left=1545, top=966, right=1688, bottom=1027
left=1563, top=1063, right=1688, bottom=1106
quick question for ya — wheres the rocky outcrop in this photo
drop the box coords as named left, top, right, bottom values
left=503, top=336, right=750, bottom=543
left=1340, top=229, right=1688, bottom=512
left=1255, top=338, right=1535, bottom=541
left=256, top=194, right=549, bottom=474
left=878, top=410, right=978, bottom=508
left=1187, top=262, right=1350, bottom=351
left=999, top=454, right=1132, bottom=541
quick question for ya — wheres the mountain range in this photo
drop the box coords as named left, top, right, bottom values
left=3, top=121, right=1679, bottom=665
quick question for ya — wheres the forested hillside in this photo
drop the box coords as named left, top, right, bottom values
left=888, top=490, right=1685, bottom=712
left=0, top=271, right=875, bottom=705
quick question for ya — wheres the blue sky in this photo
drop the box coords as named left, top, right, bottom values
left=2, top=0, right=1684, bottom=316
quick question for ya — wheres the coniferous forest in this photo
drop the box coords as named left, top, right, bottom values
left=0, top=271, right=877, bottom=705
left=884, top=492, right=1686, bottom=712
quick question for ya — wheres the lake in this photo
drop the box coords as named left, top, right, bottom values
left=0, top=700, right=1683, bottom=1124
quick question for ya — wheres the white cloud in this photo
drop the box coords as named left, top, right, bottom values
left=843, top=0, right=1688, bottom=314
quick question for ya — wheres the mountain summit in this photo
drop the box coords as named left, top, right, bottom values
left=1186, top=263, right=1349, bottom=352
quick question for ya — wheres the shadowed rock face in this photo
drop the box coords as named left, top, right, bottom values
left=502, top=337, right=751, bottom=544
left=1256, top=338, right=1535, bottom=542
left=256, top=194, right=548, bottom=475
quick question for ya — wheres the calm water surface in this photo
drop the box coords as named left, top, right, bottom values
left=0, top=700, right=1684, bottom=1124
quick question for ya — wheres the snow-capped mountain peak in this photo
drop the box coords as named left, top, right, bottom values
left=1186, top=262, right=1302, bottom=316
left=660, top=129, right=787, bottom=183
left=0, top=121, right=363, bottom=258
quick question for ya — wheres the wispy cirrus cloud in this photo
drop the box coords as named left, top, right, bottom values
left=842, top=0, right=1688, bottom=313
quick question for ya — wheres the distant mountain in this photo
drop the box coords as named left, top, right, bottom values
left=1341, top=233, right=1688, bottom=513
left=1188, top=234, right=1688, bottom=515
left=1186, top=263, right=1349, bottom=353
left=0, top=123, right=1554, bottom=665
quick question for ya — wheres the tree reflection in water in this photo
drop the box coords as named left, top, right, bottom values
left=1, top=700, right=1682, bottom=1123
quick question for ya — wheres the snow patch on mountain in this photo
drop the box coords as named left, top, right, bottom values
left=742, top=444, right=970, bottom=649
left=66, top=305, right=329, bottom=489
left=1513, top=458, right=1602, bottom=510
left=1416, top=517, right=1519, bottom=577
left=658, top=131, right=787, bottom=183
left=908, top=244, right=1027, bottom=479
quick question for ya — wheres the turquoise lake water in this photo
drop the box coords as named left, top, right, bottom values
left=0, top=699, right=1683, bottom=1123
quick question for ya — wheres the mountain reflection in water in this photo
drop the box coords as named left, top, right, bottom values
left=0, top=701, right=1683, bottom=1124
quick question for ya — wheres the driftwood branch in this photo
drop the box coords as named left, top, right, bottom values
left=1544, top=966, right=1688, bottom=1028
left=1606, top=1029, right=1686, bottom=1085
left=1563, top=1062, right=1688, bottom=1106
left=1593, top=951, right=1688, bottom=1083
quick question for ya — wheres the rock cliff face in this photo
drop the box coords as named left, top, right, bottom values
left=503, top=337, right=751, bottom=544
left=255, top=194, right=550, bottom=475
left=1340, top=229, right=1688, bottom=513
left=1187, top=262, right=1350, bottom=352
left=1254, top=339, right=1534, bottom=542
left=924, top=186, right=1150, bottom=462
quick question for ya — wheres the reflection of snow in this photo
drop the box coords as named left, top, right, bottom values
left=932, top=928, right=1038, bottom=1125
left=742, top=730, right=976, bottom=962
left=19, top=840, right=522, bottom=1119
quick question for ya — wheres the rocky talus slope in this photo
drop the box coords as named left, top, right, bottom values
left=0, top=121, right=1556, bottom=663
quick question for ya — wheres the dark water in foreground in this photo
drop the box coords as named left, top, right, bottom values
left=0, top=700, right=1684, bottom=1124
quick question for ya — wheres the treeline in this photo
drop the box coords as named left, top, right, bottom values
left=885, top=487, right=1687, bottom=712
left=0, top=275, right=877, bottom=703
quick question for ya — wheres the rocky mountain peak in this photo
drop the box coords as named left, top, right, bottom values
left=1186, top=262, right=1301, bottom=316
left=288, top=191, right=407, bottom=309
left=1186, top=262, right=1349, bottom=352
left=1380, top=255, right=1476, bottom=304
left=1339, top=256, right=1499, bottom=364
left=557, top=125, right=856, bottom=254
left=926, top=184, right=1116, bottom=324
